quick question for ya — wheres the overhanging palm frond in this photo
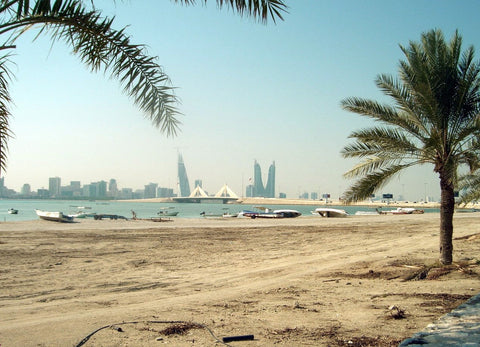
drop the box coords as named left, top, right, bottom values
left=341, top=96, right=427, bottom=143
left=0, top=52, right=14, bottom=175
left=458, top=173, right=480, bottom=204
left=346, top=127, right=419, bottom=156
left=2, top=0, right=182, bottom=135
left=342, top=164, right=408, bottom=202
left=172, top=0, right=288, bottom=24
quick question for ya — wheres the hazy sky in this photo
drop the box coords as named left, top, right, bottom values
left=4, top=0, right=480, bottom=200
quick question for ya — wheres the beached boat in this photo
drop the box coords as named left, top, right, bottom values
left=157, top=207, right=179, bottom=217
left=239, top=207, right=301, bottom=219
left=273, top=209, right=302, bottom=218
left=35, top=209, right=74, bottom=223
left=312, top=208, right=348, bottom=218
left=354, top=209, right=381, bottom=216
left=200, top=211, right=225, bottom=218
left=69, top=211, right=97, bottom=218
left=382, top=207, right=424, bottom=215
left=8, top=208, right=18, bottom=214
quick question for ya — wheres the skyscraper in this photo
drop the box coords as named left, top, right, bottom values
left=253, top=160, right=265, bottom=197
left=177, top=153, right=191, bottom=197
left=49, top=177, right=61, bottom=197
left=252, top=160, right=275, bottom=198
left=265, top=161, right=275, bottom=198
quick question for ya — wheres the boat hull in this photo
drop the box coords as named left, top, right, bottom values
left=35, top=209, right=74, bottom=223
left=313, top=208, right=348, bottom=218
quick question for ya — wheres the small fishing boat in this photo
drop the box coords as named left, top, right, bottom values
left=382, top=207, right=424, bottom=215
left=200, top=211, right=224, bottom=218
left=239, top=207, right=301, bottom=219
left=157, top=207, right=179, bottom=217
left=273, top=209, right=302, bottom=218
left=312, top=208, right=348, bottom=218
left=35, top=209, right=74, bottom=223
left=355, top=209, right=381, bottom=216
left=8, top=208, right=18, bottom=214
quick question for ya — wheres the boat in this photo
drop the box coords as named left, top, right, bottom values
left=200, top=211, right=225, bottom=218
left=239, top=207, right=301, bottom=219
left=354, top=209, right=381, bottom=216
left=312, top=208, right=348, bottom=218
left=222, top=208, right=238, bottom=218
left=8, top=208, right=18, bottom=214
left=382, top=207, right=424, bottom=215
left=69, top=211, right=97, bottom=218
left=157, top=207, right=179, bottom=217
left=35, top=209, right=74, bottom=223
left=222, top=212, right=238, bottom=218
left=273, top=209, right=302, bottom=218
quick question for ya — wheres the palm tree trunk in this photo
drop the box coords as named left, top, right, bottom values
left=439, top=171, right=455, bottom=265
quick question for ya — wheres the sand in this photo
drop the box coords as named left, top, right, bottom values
left=1, top=213, right=479, bottom=346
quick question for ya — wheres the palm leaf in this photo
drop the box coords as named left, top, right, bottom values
left=0, top=53, right=14, bottom=175
left=342, top=164, right=409, bottom=202
left=172, top=0, right=288, bottom=23
left=2, top=0, right=182, bottom=135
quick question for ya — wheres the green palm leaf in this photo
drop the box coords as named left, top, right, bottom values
left=172, top=0, right=288, bottom=23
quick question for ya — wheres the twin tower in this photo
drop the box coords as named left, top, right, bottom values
left=178, top=154, right=275, bottom=198
left=252, top=160, right=275, bottom=198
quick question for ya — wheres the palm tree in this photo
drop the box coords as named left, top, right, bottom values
left=341, top=29, right=480, bottom=265
left=0, top=0, right=287, bottom=176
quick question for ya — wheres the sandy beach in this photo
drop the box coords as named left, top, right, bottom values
left=1, top=213, right=480, bottom=346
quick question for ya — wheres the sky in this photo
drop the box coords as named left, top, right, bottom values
left=4, top=0, right=480, bottom=201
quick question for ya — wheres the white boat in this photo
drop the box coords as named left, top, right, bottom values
left=382, top=207, right=424, bottom=215
left=355, top=209, right=381, bottom=216
left=35, top=209, right=74, bottom=223
left=157, top=207, right=179, bottom=217
left=312, top=208, right=348, bottom=218
left=8, top=208, right=18, bottom=214
left=240, top=207, right=301, bottom=219
left=273, top=209, right=302, bottom=218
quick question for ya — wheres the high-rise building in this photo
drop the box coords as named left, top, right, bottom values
left=144, top=183, right=158, bottom=198
left=177, top=153, right=191, bottom=197
left=157, top=187, right=174, bottom=198
left=265, top=161, right=275, bottom=198
left=108, top=179, right=118, bottom=197
left=252, top=160, right=275, bottom=198
left=21, top=184, right=31, bottom=196
left=253, top=160, right=265, bottom=197
left=49, top=177, right=61, bottom=197
left=194, top=179, right=203, bottom=188
left=98, top=181, right=107, bottom=198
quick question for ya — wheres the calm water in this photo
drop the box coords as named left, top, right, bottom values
left=0, top=199, right=440, bottom=222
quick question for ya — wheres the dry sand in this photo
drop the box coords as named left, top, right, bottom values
left=1, top=213, right=480, bottom=346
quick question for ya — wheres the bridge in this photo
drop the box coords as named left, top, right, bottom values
left=172, top=184, right=240, bottom=204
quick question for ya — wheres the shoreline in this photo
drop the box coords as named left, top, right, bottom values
left=121, top=197, right=480, bottom=210
left=1, top=213, right=479, bottom=346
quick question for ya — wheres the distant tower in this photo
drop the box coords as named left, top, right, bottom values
left=49, top=177, right=61, bottom=197
left=253, top=160, right=265, bottom=197
left=177, top=153, right=191, bottom=197
left=265, top=161, right=275, bottom=198
left=108, top=179, right=118, bottom=197
left=253, top=160, right=275, bottom=198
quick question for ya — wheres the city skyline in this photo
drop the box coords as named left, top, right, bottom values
left=1, top=152, right=438, bottom=202
left=3, top=1, right=477, bottom=201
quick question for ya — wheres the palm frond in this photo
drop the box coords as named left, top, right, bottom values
left=3, top=0, right=182, bottom=135
left=0, top=53, right=14, bottom=175
left=346, top=127, right=418, bottom=155
left=172, top=0, right=288, bottom=23
left=458, top=172, right=480, bottom=204
left=342, top=164, right=409, bottom=202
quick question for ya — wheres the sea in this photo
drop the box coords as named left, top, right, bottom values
left=0, top=199, right=440, bottom=222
